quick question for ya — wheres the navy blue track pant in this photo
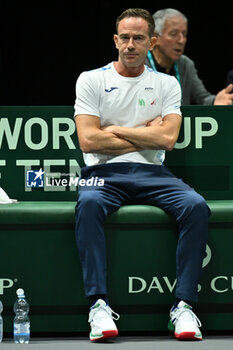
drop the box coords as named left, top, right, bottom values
left=75, top=163, right=210, bottom=303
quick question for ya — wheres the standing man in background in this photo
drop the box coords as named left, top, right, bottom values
left=146, top=8, right=233, bottom=105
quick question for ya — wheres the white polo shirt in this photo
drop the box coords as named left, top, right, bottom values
left=74, top=62, right=181, bottom=166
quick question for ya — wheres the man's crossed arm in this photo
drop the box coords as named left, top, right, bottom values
left=75, top=113, right=182, bottom=155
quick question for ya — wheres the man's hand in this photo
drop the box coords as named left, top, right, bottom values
left=214, top=84, right=233, bottom=105
left=102, top=125, right=119, bottom=133
left=146, top=116, right=163, bottom=127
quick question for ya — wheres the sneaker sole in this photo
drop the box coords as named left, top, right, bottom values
left=90, top=329, right=118, bottom=342
left=175, top=331, right=202, bottom=341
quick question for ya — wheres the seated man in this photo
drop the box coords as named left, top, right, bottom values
left=74, top=8, right=210, bottom=342
left=146, top=8, right=233, bottom=105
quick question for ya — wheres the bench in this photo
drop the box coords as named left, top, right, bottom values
left=1, top=105, right=233, bottom=334
left=0, top=200, right=233, bottom=334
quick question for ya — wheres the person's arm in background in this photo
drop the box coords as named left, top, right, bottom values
left=214, top=84, right=233, bottom=105
left=179, top=56, right=233, bottom=105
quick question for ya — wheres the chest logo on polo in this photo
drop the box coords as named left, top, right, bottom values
left=138, top=99, right=146, bottom=106
left=151, top=99, right=156, bottom=105
left=105, top=87, right=119, bottom=93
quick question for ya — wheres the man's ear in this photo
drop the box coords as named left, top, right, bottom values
left=149, top=34, right=158, bottom=50
left=113, top=34, right=119, bottom=49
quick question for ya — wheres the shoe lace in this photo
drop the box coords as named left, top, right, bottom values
left=89, top=304, right=120, bottom=323
left=109, top=306, right=120, bottom=321
left=174, top=307, right=202, bottom=328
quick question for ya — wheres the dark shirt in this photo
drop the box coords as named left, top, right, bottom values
left=150, top=55, right=176, bottom=78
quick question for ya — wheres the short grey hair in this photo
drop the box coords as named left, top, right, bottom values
left=152, top=8, right=188, bottom=35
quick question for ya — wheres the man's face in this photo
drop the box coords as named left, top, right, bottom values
left=114, top=17, right=155, bottom=68
left=156, top=16, right=187, bottom=62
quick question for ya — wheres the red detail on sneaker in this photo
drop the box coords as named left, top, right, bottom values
left=102, top=330, right=118, bottom=339
left=91, top=329, right=118, bottom=342
left=175, top=332, right=202, bottom=341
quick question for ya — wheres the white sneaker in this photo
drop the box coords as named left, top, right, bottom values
left=168, top=301, right=202, bottom=340
left=88, top=299, right=120, bottom=342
